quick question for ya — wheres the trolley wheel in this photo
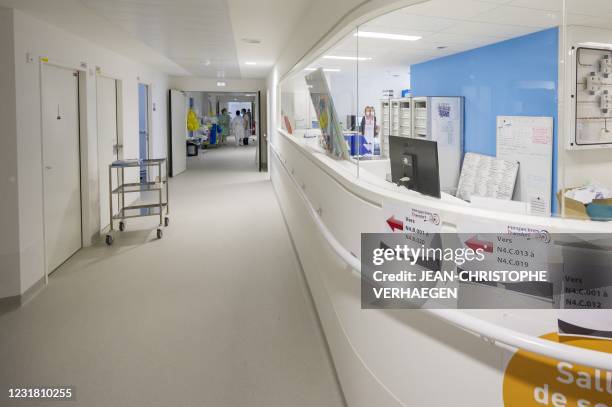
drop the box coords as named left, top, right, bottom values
left=119, top=221, right=126, bottom=231
left=105, top=234, right=114, bottom=246
left=164, top=217, right=170, bottom=227
left=156, top=228, right=163, bottom=239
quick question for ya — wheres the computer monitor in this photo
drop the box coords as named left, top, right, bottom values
left=389, top=136, right=440, bottom=198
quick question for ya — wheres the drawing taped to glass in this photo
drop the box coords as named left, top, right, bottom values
left=305, top=68, right=349, bottom=160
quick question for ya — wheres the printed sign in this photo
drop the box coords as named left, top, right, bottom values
left=503, top=332, right=612, bottom=406
left=383, top=200, right=442, bottom=235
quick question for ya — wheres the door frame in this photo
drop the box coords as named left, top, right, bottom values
left=257, top=91, right=264, bottom=171
left=39, top=58, right=88, bottom=281
left=96, top=71, right=124, bottom=160
left=95, top=71, right=124, bottom=234
left=138, top=79, right=154, bottom=183
left=137, top=79, right=154, bottom=162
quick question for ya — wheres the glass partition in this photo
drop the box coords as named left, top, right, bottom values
left=279, top=28, right=359, bottom=174
left=278, top=0, right=612, bottom=223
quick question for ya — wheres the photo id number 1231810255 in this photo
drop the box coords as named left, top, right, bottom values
left=7, top=386, right=74, bottom=400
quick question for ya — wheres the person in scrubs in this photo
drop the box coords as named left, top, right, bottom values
left=218, top=108, right=230, bottom=144
left=359, top=106, right=378, bottom=155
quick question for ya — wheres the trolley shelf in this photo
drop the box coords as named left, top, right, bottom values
left=110, top=158, right=166, bottom=168
left=112, top=204, right=167, bottom=220
left=112, top=181, right=165, bottom=194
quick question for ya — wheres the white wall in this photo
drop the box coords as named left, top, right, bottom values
left=0, top=7, right=20, bottom=299
left=359, top=64, right=410, bottom=113
left=170, top=76, right=265, bottom=93
left=10, top=9, right=170, bottom=296
left=324, top=65, right=410, bottom=127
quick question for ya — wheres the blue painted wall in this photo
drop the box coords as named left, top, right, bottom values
left=411, top=27, right=559, bottom=211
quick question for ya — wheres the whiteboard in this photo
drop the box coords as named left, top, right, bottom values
left=496, top=116, right=553, bottom=216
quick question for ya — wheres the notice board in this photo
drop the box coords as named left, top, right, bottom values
left=496, top=116, right=553, bottom=216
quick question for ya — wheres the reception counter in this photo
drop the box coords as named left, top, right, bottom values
left=270, top=128, right=612, bottom=407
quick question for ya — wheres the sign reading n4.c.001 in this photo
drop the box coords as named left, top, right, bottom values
left=503, top=333, right=612, bottom=406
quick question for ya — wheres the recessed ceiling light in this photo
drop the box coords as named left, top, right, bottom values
left=323, top=55, right=372, bottom=61
left=242, top=38, right=261, bottom=44
left=354, top=31, right=421, bottom=41
left=305, top=67, right=341, bottom=72
left=245, top=61, right=257, bottom=65
left=217, top=81, right=226, bottom=87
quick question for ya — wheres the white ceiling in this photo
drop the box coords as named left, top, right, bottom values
left=312, top=0, right=612, bottom=73
left=0, top=0, right=190, bottom=75
left=4, top=0, right=612, bottom=79
left=79, top=0, right=243, bottom=78
left=0, top=0, right=311, bottom=79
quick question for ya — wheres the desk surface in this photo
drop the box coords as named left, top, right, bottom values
left=282, top=129, right=609, bottom=233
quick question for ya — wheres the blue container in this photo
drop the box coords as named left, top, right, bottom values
left=356, top=135, right=372, bottom=156
left=344, top=134, right=357, bottom=156
left=209, top=124, right=219, bottom=145
left=586, top=202, right=612, bottom=221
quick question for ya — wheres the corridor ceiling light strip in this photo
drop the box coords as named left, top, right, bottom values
left=216, top=81, right=226, bottom=87
left=245, top=61, right=257, bottom=65
left=354, top=31, right=422, bottom=41
left=323, top=55, right=372, bottom=61
left=305, top=68, right=341, bottom=72
left=581, top=41, right=612, bottom=49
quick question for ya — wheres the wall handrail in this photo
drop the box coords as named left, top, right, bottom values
left=270, top=141, right=612, bottom=371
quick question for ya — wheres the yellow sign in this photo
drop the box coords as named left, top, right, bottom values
left=504, top=333, right=612, bottom=407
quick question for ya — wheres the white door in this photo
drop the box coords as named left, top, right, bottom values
left=42, top=65, right=82, bottom=273
left=169, top=89, right=187, bottom=176
left=97, top=76, right=119, bottom=231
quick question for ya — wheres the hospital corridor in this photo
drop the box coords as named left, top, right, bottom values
left=2, top=0, right=612, bottom=406
left=0, top=143, right=345, bottom=407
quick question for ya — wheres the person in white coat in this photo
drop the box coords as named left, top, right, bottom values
left=231, top=110, right=245, bottom=146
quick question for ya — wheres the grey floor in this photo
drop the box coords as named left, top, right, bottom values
left=0, top=141, right=345, bottom=407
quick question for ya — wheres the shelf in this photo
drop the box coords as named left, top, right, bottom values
left=112, top=182, right=165, bottom=194
left=112, top=203, right=167, bottom=220
left=110, top=158, right=166, bottom=168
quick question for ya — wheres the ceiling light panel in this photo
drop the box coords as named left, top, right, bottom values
left=323, top=55, right=372, bottom=61
left=354, top=31, right=422, bottom=41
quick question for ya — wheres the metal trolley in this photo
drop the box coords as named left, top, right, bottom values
left=105, top=158, right=170, bottom=245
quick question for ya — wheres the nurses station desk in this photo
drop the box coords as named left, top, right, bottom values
left=270, top=127, right=612, bottom=407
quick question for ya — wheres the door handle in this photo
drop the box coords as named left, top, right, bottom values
left=45, top=166, right=53, bottom=170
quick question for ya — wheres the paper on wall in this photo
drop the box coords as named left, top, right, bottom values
left=456, top=152, right=519, bottom=202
